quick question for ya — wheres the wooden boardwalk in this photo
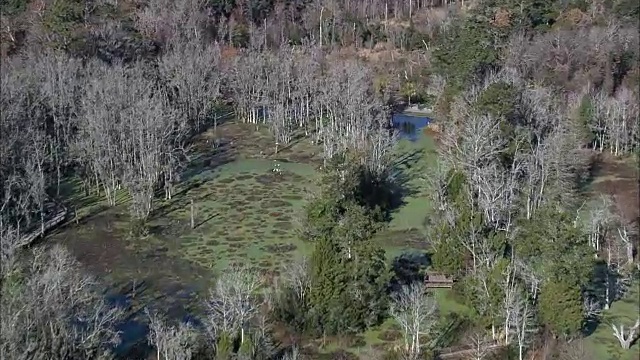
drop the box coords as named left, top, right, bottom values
left=16, top=206, right=67, bottom=247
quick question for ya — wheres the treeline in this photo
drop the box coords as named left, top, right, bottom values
left=1, top=0, right=468, bottom=56
left=419, top=0, right=640, bottom=357
left=0, top=39, right=397, bottom=244
left=2, top=0, right=638, bottom=60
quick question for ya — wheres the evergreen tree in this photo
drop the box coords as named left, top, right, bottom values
left=349, top=242, right=392, bottom=328
left=517, top=206, right=594, bottom=288
left=303, top=151, right=393, bottom=335
left=307, top=236, right=349, bottom=335
left=539, top=280, right=584, bottom=338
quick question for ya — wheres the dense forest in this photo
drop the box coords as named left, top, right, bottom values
left=1, top=0, right=639, bottom=359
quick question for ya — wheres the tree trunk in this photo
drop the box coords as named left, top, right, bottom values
left=605, top=271, right=611, bottom=309
left=190, top=199, right=195, bottom=229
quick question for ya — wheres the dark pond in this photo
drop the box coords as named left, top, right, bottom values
left=391, top=112, right=431, bottom=142
left=106, top=285, right=203, bottom=359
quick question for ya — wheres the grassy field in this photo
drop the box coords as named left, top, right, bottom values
left=585, top=283, right=640, bottom=360
left=378, top=131, right=438, bottom=258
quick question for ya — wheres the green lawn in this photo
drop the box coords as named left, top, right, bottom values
left=585, top=282, right=640, bottom=360
left=377, top=132, right=439, bottom=258
left=389, top=133, right=438, bottom=231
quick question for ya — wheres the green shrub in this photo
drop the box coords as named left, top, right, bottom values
left=432, top=16, right=502, bottom=91
left=129, top=218, right=149, bottom=238
left=42, top=0, right=83, bottom=42
left=613, top=0, right=640, bottom=20
left=0, top=0, right=28, bottom=15
left=215, top=332, right=234, bottom=360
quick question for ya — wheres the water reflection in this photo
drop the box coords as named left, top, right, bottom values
left=391, top=113, right=431, bottom=142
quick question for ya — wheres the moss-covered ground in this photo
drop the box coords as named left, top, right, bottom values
left=585, top=283, right=640, bottom=360
left=150, top=158, right=317, bottom=273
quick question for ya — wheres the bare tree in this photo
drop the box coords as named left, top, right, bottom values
left=555, top=338, right=595, bottom=360
left=146, top=309, right=199, bottom=360
left=425, top=159, right=453, bottom=213
left=0, top=245, right=124, bottom=360
left=441, top=106, right=507, bottom=207
left=580, top=195, right=616, bottom=254
left=158, top=42, right=222, bottom=132
left=603, top=230, right=632, bottom=309
left=135, top=0, right=209, bottom=44
left=617, top=226, right=636, bottom=267
left=78, top=60, right=188, bottom=220
left=78, top=61, right=148, bottom=206
left=0, top=222, right=19, bottom=279
left=518, top=82, right=589, bottom=217
left=120, top=88, right=180, bottom=220
left=511, top=293, right=537, bottom=360
left=389, top=282, right=438, bottom=357
left=512, top=256, right=542, bottom=303
left=501, top=261, right=519, bottom=346
left=611, top=318, right=640, bottom=349
left=465, top=329, right=493, bottom=360
left=592, top=85, right=640, bottom=156
left=33, top=50, right=82, bottom=196
left=281, top=257, right=310, bottom=304
left=205, top=266, right=264, bottom=345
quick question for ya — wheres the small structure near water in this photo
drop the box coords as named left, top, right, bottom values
left=424, top=271, right=454, bottom=289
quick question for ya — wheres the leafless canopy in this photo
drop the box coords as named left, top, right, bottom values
left=0, top=246, right=124, bottom=360
left=389, top=282, right=438, bottom=357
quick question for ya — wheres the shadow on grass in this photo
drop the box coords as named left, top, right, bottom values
left=195, top=212, right=218, bottom=229
left=152, top=179, right=206, bottom=219
left=583, top=261, right=608, bottom=337
left=273, top=130, right=312, bottom=154
left=431, top=313, right=472, bottom=349
left=386, top=147, right=426, bottom=216
left=180, top=142, right=237, bottom=183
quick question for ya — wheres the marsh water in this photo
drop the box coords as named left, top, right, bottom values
left=108, top=111, right=433, bottom=358
left=391, top=112, right=431, bottom=141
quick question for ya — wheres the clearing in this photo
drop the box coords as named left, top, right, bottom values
left=584, top=153, right=640, bottom=360
left=47, top=113, right=456, bottom=358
